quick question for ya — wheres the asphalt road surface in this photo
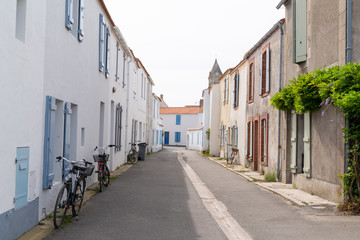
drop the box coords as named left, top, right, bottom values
left=45, top=147, right=360, bottom=240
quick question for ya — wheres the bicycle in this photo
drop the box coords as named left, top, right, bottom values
left=93, top=145, right=115, bottom=192
left=53, top=156, right=94, bottom=229
left=127, top=143, right=138, bottom=164
left=227, top=148, right=238, bottom=165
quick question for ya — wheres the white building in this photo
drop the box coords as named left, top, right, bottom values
left=160, top=105, right=203, bottom=147
left=152, top=94, right=164, bottom=152
left=0, top=1, right=155, bottom=239
left=186, top=127, right=203, bottom=150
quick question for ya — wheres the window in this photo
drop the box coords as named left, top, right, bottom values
left=115, top=43, right=120, bottom=82
left=176, top=115, right=181, bottom=125
left=99, top=14, right=105, bottom=72
left=65, top=0, right=84, bottom=41
left=175, top=132, right=181, bottom=142
left=293, top=0, right=307, bottom=63
left=260, top=44, right=270, bottom=96
left=233, top=72, right=239, bottom=108
left=260, top=113, right=269, bottom=166
left=114, top=104, right=122, bottom=152
left=197, top=132, right=200, bottom=145
left=191, top=133, right=194, bottom=144
left=226, top=76, right=229, bottom=104
left=16, top=0, right=26, bottom=42
left=223, top=79, right=226, bottom=105
left=246, top=118, right=253, bottom=160
left=248, top=60, right=255, bottom=103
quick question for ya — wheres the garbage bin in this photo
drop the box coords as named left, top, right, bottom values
left=137, top=142, right=147, bottom=161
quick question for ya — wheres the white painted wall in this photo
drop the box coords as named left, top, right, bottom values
left=187, top=129, right=203, bottom=151
left=0, top=0, right=47, bottom=215
left=152, top=95, right=163, bottom=152
left=209, top=84, right=220, bottom=156
left=161, top=113, right=202, bottom=146
left=202, top=90, right=210, bottom=151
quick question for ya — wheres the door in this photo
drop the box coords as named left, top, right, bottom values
left=164, top=131, right=169, bottom=145
left=15, top=147, right=29, bottom=209
left=253, top=120, right=259, bottom=171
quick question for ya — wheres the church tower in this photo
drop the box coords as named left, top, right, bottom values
left=208, top=59, right=222, bottom=86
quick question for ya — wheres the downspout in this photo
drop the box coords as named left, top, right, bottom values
left=345, top=0, right=352, bottom=177
left=277, top=21, right=284, bottom=181
left=124, top=58, right=131, bottom=162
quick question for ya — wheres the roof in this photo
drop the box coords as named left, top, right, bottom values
left=98, top=0, right=115, bottom=27
left=160, top=106, right=203, bottom=114
left=137, top=58, right=155, bottom=86
left=187, top=126, right=203, bottom=131
left=276, top=0, right=289, bottom=9
left=229, top=59, right=246, bottom=75
left=218, top=68, right=233, bottom=82
left=244, top=19, right=285, bottom=59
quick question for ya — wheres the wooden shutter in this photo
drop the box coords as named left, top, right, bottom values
left=65, top=0, right=74, bottom=30
left=260, top=54, right=263, bottom=96
left=266, top=47, right=271, bottom=93
left=290, top=111, right=297, bottom=173
left=105, top=26, right=110, bottom=78
left=99, top=14, right=105, bottom=72
left=15, top=147, right=29, bottom=209
left=303, top=112, right=311, bottom=177
left=43, top=96, right=56, bottom=189
left=78, top=0, right=84, bottom=41
left=249, top=122, right=253, bottom=158
left=295, top=0, right=307, bottom=63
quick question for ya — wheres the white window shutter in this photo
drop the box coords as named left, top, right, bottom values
left=290, top=110, right=297, bottom=173
left=78, top=0, right=84, bottom=41
left=266, top=47, right=270, bottom=92
left=303, top=112, right=311, bottom=177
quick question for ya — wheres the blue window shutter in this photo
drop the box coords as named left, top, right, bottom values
left=233, top=75, right=236, bottom=108
left=43, top=96, right=56, bottom=189
left=99, top=14, right=105, bottom=72
left=235, top=73, right=239, bottom=107
left=176, top=115, right=181, bottom=125
left=63, top=102, right=72, bottom=180
left=235, top=126, right=238, bottom=148
left=226, top=77, right=229, bottom=104
left=105, top=26, right=110, bottom=78
left=78, top=0, right=84, bottom=41
left=223, top=80, right=226, bottom=105
left=65, top=0, right=74, bottom=30
left=15, top=147, right=29, bottom=209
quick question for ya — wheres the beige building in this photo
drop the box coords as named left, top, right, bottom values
left=276, top=0, right=359, bottom=202
left=244, top=20, right=285, bottom=175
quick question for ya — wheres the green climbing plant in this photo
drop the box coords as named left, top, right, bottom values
left=270, top=63, right=360, bottom=208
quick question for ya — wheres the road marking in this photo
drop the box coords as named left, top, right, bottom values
left=177, top=152, right=253, bottom=240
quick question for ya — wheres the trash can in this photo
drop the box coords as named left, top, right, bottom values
left=137, top=142, right=147, bottom=161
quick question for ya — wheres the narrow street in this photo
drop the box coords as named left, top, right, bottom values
left=45, top=147, right=360, bottom=240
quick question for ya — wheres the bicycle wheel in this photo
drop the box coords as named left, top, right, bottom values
left=103, top=165, right=110, bottom=187
left=72, top=178, right=85, bottom=216
left=54, top=185, right=70, bottom=229
left=227, top=152, right=234, bottom=165
left=128, top=150, right=136, bottom=164
left=98, top=167, right=103, bottom=192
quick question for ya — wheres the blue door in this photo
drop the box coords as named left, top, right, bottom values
left=15, top=147, right=29, bottom=209
left=164, top=132, right=169, bottom=145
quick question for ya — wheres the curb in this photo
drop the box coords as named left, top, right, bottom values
left=18, top=164, right=132, bottom=240
left=205, top=156, right=336, bottom=207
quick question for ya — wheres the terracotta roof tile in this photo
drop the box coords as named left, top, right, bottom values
left=160, top=106, right=203, bottom=114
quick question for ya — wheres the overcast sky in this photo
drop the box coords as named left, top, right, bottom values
left=104, top=0, right=285, bottom=107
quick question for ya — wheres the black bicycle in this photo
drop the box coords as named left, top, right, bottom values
left=93, top=145, right=115, bottom=192
left=54, top=156, right=94, bottom=229
left=127, top=143, right=138, bottom=164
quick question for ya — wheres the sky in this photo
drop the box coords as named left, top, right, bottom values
left=104, top=0, right=285, bottom=107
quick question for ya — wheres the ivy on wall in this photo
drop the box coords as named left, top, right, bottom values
left=270, top=63, right=360, bottom=205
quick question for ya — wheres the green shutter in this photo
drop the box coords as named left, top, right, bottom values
left=295, top=0, right=307, bottom=63
left=290, top=111, right=297, bottom=173
left=303, top=112, right=311, bottom=177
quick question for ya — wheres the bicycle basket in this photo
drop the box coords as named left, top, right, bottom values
left=92, top=154, right=109, bottom=162
left=80, top=164, right=95, bottom=176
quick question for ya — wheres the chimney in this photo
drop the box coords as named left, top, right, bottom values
left=199, top=99, right=203, bottom=108
left=160, top=94, right=164, bottom=101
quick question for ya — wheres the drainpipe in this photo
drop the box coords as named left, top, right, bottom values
left=344, top=0, right=352, bottom=176
left=277, top=21, right=284, bottom=181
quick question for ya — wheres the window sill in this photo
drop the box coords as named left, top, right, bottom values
left=260, top=162, right=268, bottom=167
left=248, top=99, right=254, bottom=104
left=261, top=92, right=269, bottom=98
